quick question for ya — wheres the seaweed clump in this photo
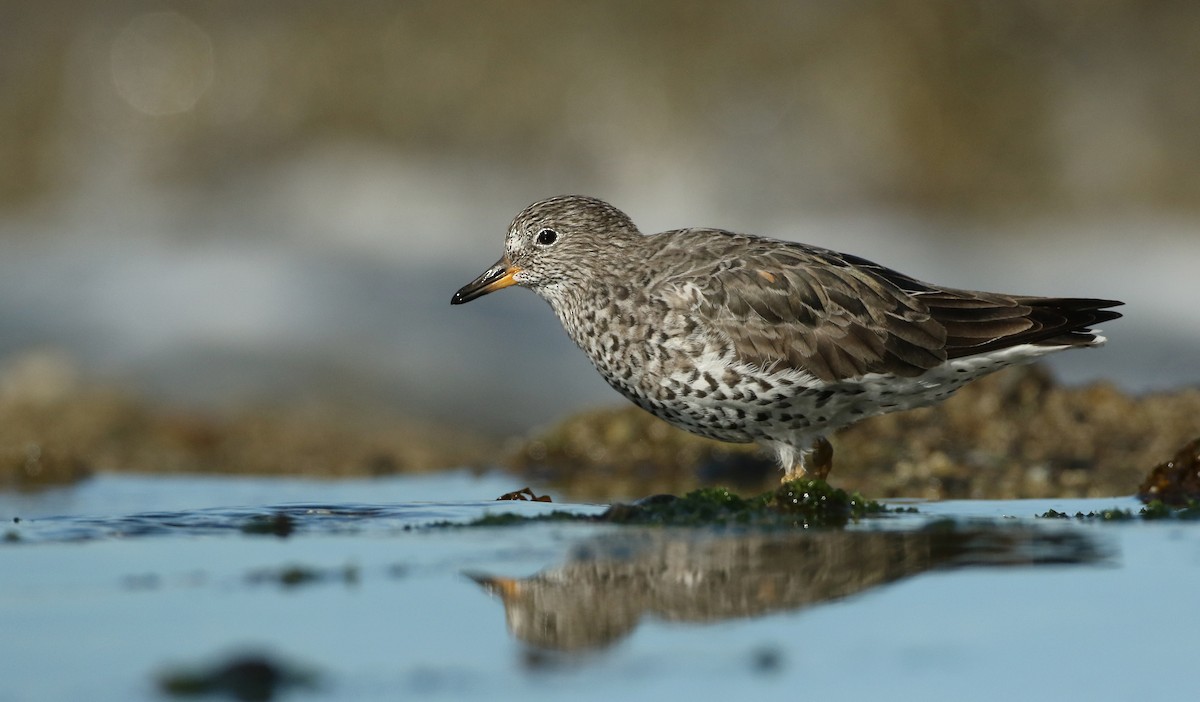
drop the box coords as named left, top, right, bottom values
left=1039, top=501, right=1200, bottom=522
left=600, top=480, right=883, bottom=529
left=453, top=479, right=886, bottom=529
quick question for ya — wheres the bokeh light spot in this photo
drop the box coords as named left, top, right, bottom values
left=110, top=11, right=214, bottom=116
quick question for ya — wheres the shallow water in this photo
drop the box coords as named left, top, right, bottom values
left=1, top=473, right=1196, bottom=701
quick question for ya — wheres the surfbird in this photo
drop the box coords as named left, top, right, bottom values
left=451, top=195, right=1122, bottom=482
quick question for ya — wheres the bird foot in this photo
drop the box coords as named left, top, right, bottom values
left=781, top=437, right=834, bottom=483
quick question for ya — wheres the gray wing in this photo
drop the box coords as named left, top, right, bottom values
left=653, top=231, right=1122, bottom=382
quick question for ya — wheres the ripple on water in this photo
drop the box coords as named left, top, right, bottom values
left=5, top=501, right=598, bottom=544
left=0, top=472, right=603, bottom=544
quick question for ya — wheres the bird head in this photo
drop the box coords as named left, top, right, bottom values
left=451, top=195, right=641, bottom=305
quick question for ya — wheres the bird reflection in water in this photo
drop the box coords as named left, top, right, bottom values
left=468, top=524, right=1103, bottom=652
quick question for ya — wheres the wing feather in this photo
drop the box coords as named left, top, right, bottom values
left=650, top=230, right=1123, bottom=383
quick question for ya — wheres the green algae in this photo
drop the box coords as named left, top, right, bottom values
left=442, top=479, right=888, bottom=530
left=1039, top=508, right=1133, bottom=521
left=1139, top=499, right=1200, bottom=521
left=600, top=487, right=762, bottom=527
left=768, top=479, right=887, bottom=527
left=462, top=511, right=584, bottom=527
left=1039, top=500, right=1200, bottom=522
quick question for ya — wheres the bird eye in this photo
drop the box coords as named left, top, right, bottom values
left=535, top=228, right=558, bottom=246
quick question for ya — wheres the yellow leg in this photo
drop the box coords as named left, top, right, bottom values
left=809, top=437, right=833, bottom=481
left=781, top=437, right=834, bottom=483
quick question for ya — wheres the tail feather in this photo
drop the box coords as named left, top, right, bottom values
left=921, top=294, right=1123, bottom=359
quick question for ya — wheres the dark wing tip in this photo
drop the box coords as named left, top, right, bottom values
left=935, top=295, right=1124, bottom=358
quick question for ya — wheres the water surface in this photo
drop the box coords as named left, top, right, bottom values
left=1, top=473, right=1194, bottom=701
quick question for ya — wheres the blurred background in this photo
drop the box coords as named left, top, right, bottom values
left=2, top=0, right=1198, bottom=441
